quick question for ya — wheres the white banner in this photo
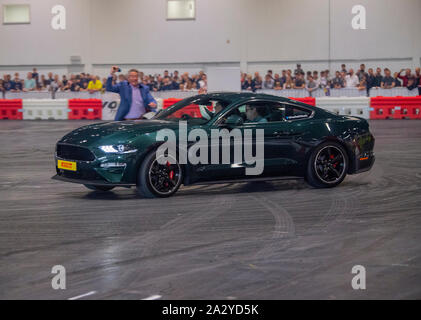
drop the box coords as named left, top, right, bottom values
left=101, top=92, right=120, bottom=120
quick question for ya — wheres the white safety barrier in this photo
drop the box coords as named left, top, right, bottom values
left=316, top=97, right=370, bottom=119
left=369, top=87, right=419, bottom=97
left=22, top=99, right=68, bottom=120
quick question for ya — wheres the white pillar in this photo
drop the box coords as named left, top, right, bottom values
left=82, top=0, right=92, bottom=74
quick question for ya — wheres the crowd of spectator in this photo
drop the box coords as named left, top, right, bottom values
left=1, top=64, right=420, bottom=96
left=0, top=68, right=208, bottom=94
left=241, top=64, right=421, bottom=96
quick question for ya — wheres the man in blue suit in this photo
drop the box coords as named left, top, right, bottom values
left=106, top=66, right=157, bottom=121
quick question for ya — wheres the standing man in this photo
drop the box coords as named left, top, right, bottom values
left=356, top=64, right=368, bottom=82
left=366, top=68, right=376, bottom=95
left=11, top=73, right=23, bottom=92
left=374, top=68, right=383, bottom=87
left=106, top=66, right=157, bottom=121
left=32, top=68, right=39, bottom=87
left=23, top=72, right=36, bottom=91
left=381, top=68, right=396, bottom=89
left=305, top=75, right=318, bottom=94
left=331, top=71, right=344, bottom=89
left=87, top=75, right=103, bottom=93
left=415, top=67, right=421, bottom=95
left=345, top=69, right=359, bottom=88
left=263, top=74, right=274, bottom=89
left=397, top=68, right=412, bottom=87
left=2, top=74, right=12, bottom=91
left=294, top=64, right=304, bottom=76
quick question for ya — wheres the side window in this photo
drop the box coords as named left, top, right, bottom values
left=284, top=105, right=312, bottom=121
left=237, top=105, right=246, bottom=114
left=266, top=103, right=286, bottom=122
left=221, top=104, right=245, bottom=125
left=221, top=102, right=312, bottom=124
left=222, top=103, right=270, bottom=125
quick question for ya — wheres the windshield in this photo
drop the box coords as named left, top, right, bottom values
left=154, top=96, right=231, bottom=124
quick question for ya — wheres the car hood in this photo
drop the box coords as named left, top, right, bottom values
left=58, top=120, right=181, bottom=147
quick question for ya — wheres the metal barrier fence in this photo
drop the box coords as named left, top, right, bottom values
left=3, top=87, right=419, bottom=100
left=4, top=91, right=53, bottom=99
left=151, top=90, right=200, bottom=99
left=3, top=95, right=421, bottom=121
left=369, top=87, right=419, bottom=97
left=329, top=88, right=367, bottom=97
left=55, top=91, right=103, bottom=99
left=255, top=89, right=308, bottom=97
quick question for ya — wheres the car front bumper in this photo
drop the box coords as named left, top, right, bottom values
left=51, top=174, right=135, bottom=187
left=53, top=148, right=141, bottom=185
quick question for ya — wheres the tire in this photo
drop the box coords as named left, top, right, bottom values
left=305, top=141, right=348, bottom=188
left=136, top=150, right=183, bottom=198
left=84, top=184, right=115, bottom=192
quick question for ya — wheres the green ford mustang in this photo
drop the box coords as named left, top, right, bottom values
left=52, top=92, right=375, bottom=198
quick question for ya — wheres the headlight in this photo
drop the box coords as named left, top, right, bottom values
left=99, top=144, right=137, bottom=154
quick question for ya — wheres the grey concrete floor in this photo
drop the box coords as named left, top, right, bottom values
left=0, top=120, right=420, bottom=299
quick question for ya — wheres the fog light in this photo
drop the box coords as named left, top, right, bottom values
left=100, top=162, right=126, bottom=168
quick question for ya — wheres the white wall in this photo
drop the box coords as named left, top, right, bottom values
left=0, top=0, right=90, bottom=66
left=0, top=0, right=419, bottom=76
left=330, top=0, right=419, bottom=60
left=90, top=0, right=244, bottom=64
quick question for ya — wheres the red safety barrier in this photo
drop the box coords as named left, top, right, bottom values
left=68, top=99, right=102, bottom=120
left=162, top=98, right=213, bottom=118
left=288, top=97, right=316, bottom=106
left=0, top=99, right=23, bottom=120
left=163, top=98, right=187, bottom=118
left=163, top=98, right=182, bottom=109
left=370, top=96, right=421, bottom=120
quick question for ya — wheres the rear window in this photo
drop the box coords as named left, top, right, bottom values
left=284, top=106, right=312, bottom=120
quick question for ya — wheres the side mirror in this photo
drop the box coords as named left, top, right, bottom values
left=153, top=109, right=164, bottom=118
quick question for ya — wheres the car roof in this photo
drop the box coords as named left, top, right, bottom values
left=200, top=91, right=295, bottom=103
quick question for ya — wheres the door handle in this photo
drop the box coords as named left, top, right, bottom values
left=273, top=130, right=303, bottom=137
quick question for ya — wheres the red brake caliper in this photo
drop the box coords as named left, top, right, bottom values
left=166, top=162, right=174, bottom=181
left=330, top=154, right=337, bottom=168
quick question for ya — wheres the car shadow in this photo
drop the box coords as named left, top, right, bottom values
left=70, top=176, right=377, bottom=200
left=79, top=189, right=139, bottom=200
left=69, top=178, right=373, bottom=200
left=178, top=179, right=309, bottom=197
left=68, top=179, right=309, bottom=200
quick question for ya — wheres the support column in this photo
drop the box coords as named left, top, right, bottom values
left=82, top=0, right=92, bottom=74
left=239, top=0, right=249, bottom=74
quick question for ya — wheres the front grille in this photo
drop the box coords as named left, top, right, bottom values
left=56, top=144, right=95, bottom=161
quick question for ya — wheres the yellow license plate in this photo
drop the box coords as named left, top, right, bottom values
left=57, top=160, right=77, bottom=171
